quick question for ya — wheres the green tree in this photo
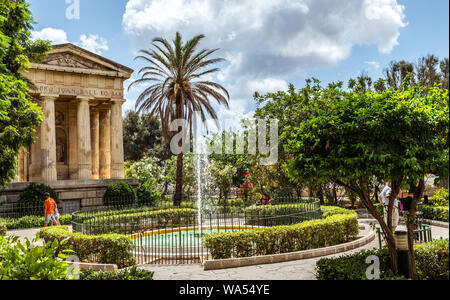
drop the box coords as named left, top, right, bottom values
left=0, top=0, right=51, bottom=187
left=123, top=110, right=164, bottom=162
left=284, top=81, right=449, bottom=277
left=129, top=32, right=229, bottom=206
left=210, top=160, right=237, bottom=201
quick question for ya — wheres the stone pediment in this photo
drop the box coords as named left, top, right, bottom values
left=42, top=52, right=113, bottom=71
left=31, top=43, right=133, bottom=79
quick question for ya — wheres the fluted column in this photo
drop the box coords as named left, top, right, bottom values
left=68, top=101, right=78, bottom=180
left=99, top=109, right=111, bottom=179
left=77, top=97, right=93, bottom=180
left=40, top=95, right=58, bottom=182
left=90, top=109, right=100, bottom=180
left=110, top=100, right=125, bottom=179
left=30, top=125, right=42, bottom=181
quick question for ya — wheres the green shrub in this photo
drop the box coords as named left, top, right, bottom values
left=0, top=225, right=6, bottom=236
left=37, top=226, right=135, bottom=268
left=137, top=185, right=160, bottom=207
left=244, top=201, right=321, bottom=226
left=316, top=239, right=449, bottom=280
left=76, top=208, right=197, bottom=235
left=429, top=188, right=449, bottom=207
left=103, top=181, right=136, bottom=207
left=421, top=205, right=449, bottom=222
left=321, top=206, right=356, bottom=217
left=0, top=214, right=72, bottom=230
left=415, top=239, right=449, bottom=280
left=18, top=183, right=59, bottom=215
left=79, top=266, right=154, bottom=280
left=203, top=210, right=359, bottom=259
left=0, top=236, right=73, bottom=280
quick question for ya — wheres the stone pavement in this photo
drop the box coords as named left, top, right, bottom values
left=5, top=220, right=448, bottom=280
left=138, top=220, right=449, bottom=280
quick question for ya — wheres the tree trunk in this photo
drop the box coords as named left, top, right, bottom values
left=173, top=153, right=184, bottom=206
left=406, top=179, right=425, bottom=280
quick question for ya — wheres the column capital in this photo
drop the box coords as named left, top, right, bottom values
left=40, top=95, right=59, bottom=101
left=76, top=96, right=94, bottom=102
left=110, top=98, right=126, bottom=105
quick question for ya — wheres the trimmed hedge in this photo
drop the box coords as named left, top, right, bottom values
left=37, top=226, right=135, bottom=268
left=244, top=201, right=321, bottom=226
left=203, top=208, right=359, bottom=259
left=79, top=267, right=154, bottom=280
left=0, top=214, right=72, bottom=230
left=320, top=206, right=356, bottom=217
left=76, top=208, right=197, bottom=234
left=421, top=205, right=449, bottom=222
left=316, top=238, right=449, bottom=280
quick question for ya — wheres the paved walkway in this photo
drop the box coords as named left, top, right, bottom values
left=5, top=220, right=449, bottom=280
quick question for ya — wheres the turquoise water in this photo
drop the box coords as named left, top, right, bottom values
left=133, top=229, right=240, bottom=247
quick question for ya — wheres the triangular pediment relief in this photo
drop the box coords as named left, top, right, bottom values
left=33, top=44, right=133, bottom=77
left=42, top=52, right=114, bottom=71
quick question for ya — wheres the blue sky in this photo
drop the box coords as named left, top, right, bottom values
left=29, top=0, right=449, bottom=129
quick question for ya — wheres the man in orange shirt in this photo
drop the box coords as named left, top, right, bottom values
left=44, top=193, right=58, bottom=227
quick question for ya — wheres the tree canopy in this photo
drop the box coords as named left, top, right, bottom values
left=0, top=0, right=51, bottom=187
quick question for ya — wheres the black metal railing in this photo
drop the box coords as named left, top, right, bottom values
left=71, top=197, right=322, bottom=265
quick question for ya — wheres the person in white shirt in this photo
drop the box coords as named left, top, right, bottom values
left=378, top=182, right=399, bottom=232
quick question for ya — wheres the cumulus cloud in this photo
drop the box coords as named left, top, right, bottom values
left=77, top=34, right=109, bottom=55
left=31, top=28, right=69, bottom=44
left=123, top=0, right=406, bottom=80
left=31, top=29, right=109, bottom=55
left=123, top=0, right=406, bottom=127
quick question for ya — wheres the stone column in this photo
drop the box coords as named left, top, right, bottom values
left=68, top=101, right=78, bottom=180
left=40, top=95, right=58, bottom=182
left=99, top=109, right=111, bottom=179
left=110, top=100, right=125, bottom=179
left=90, top=109, right=100, bottom=180
left=30, top=125, right=42, bottom=181
left=77, top=97, right=93, bottom=180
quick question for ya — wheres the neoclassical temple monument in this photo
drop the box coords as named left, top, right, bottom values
left=2, top=44, right=137, bottom=213
left=16, top=44, right=132, bottom=182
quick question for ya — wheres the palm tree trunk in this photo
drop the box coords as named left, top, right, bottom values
left=174, top=153, right=184, bottom=206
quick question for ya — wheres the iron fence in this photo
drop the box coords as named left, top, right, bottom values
left=72, top=197, right=322, bottom=265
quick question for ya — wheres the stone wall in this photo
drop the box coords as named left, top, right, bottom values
left=0, top=179, right=138, bottom=215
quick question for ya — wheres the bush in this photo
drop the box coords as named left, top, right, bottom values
left=0, top=225, right=6, bottom=236
left=421, top=205, right=449, bottom=222
left=244, top=202, right=321, bottom=226
left=80, top=267, right=154, bottom=280
left=37, top=226, right=135, bottom=268
left=316, top=239, right=449, bottom=280
left=18, top=183, right=59, bottom=215
left=203, top=209, right=359, bottom=259
left=137, top=185, right=160, bottom=207
left=0, top=214, right=72, bottom=230
left=321, top=206, right=356, bottom=217
left=76, top=208, right=197, bottom=235
left=103, top=181, right=136, bottom=207
left=415, top=239, right=449, bottom=280
left=429, top=188, right=449, bottom=207
left=0, top=236, right=73, bottom=280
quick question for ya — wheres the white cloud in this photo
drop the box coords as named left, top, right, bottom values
left=365, top=61, right=381, bottom=70
left=123, top=0, right=406, bottom=81
left=77, top=34, right=109, bottom=55
left=31, top=29, right=109, bottom=56
left=31, top=28, right=69, bottom=44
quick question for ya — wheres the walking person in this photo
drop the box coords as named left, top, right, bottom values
left=378, top=183, right=400, bottom=232
left=44, top=193, right=57, bottom=227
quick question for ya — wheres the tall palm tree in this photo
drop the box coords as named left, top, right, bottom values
left=129, top=32, right=230, bottom=206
